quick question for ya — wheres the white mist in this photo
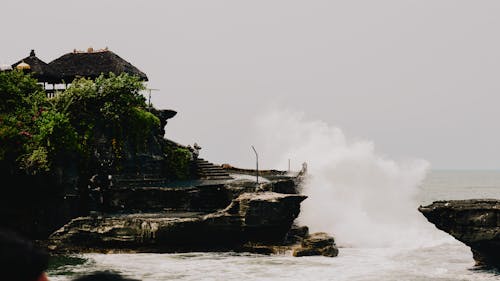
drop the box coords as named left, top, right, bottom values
left=255, top=109, right=451, bottom=248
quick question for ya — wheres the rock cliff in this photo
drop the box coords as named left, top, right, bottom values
left=48, top=191, right=306, bottom=253
left=418, top=199, right=500, bottom=269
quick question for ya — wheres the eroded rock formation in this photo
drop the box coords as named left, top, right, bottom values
left=293, top=232, right=339, bottom=258
left=48, top=191, right=306, bottom=253
left=419, top=199, right=500, bottom=269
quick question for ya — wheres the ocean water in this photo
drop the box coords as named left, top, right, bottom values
left=49, top=170, right=500, bottom=281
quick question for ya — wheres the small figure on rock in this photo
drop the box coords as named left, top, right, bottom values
left=101, top=174, right=113, bottom=212
left=193, top=142, right=201, bottom=150
left=186, top=145, right=194, bottom=160
left=88, top=174, right=103, bottom=216
left=88, top=172, right=113, bottom=216
left=187, top=143, right=202, bottom=160
left=295, top=162, right=308, bottom=185
left=301, top=162, right=307, bottom=174
left=192, top=142, right=201, bottom=159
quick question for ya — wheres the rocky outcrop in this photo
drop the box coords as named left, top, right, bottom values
left=260, top=179, right=300, bottom=194
left=419, top=199, right=500, bottom=269
left=285, top=225, right=310, bottom=244
left=212, top=192, right=307, bottom=242
left=150, top=109, right=177, bottom=137
left=48, top=192, right=306, bottom=253
left=292, top=232, right=339, bottom=257
left=236, top=227, right=339, bottom=257
left=108, top=184, right=231, bottom=213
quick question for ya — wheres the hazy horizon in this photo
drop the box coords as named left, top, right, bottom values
left=3, top=1, right=500, bottom=170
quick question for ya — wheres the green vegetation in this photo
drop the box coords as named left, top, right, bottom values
left=129, top=107, right=161, bottom=151
left=0, top=70, right=43, bottom=113
left=0, top=71, right=160, bottom=176
left=164, top=145, right=192, bottom=180
left=54, top=73, right=159, bottom=171
left=0, top=70, right=57, bottom=174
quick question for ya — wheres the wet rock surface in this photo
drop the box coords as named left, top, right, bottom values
left=108, top=184, right=231, bottom=213
left=292, top=232, right=339, bottom=257
left=48, top=191, right=306, bottom=253
left=419, top=199, right=500, bottom=269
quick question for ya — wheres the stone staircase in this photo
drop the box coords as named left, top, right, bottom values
left=112, top=155, right=233, bottom=188
left=196, top=158, right=233, bottom=181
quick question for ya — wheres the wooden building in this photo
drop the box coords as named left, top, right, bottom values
left=11, top=50, right=60, bottom=83
left=49, top=47, right=148, bottom=82
left=8, top=48, right=148, bottom=97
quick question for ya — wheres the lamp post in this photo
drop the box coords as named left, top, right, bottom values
left=146, top=88, right=159, bottom=109
left=251, top=145, right=259, bottom=184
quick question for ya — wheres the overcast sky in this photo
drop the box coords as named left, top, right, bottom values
left=3, top=1, right=500, bottom=169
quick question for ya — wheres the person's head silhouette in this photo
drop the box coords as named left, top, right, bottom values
left=0, top=228, right=49, bottom=281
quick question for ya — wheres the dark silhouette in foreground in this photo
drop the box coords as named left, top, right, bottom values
left=0, top=228, right=49, bottom=281
left=73, top=271, right=139, bottom=281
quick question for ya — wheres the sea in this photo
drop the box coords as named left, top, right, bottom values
left=49, top=170, right=500, bottom=281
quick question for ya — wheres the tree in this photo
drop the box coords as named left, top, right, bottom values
left=54, top=73, right=160, bottom=172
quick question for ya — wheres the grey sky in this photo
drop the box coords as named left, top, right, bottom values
left=2, top=1, right=500, bottom=169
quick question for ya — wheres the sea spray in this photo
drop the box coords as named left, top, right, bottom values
left=254, top=109, right=452, bottom=248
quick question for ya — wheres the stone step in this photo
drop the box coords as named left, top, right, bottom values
left=198, top=164, right=221, bottom=168
left=197, top=165, right=223, bottom=169
left=196, top=163, right=217, bottom=167
left=196, top=164, right=222, bottom=169
left=197, top=168, right=229, bottom=173
left=195, top=158, right=233, bottom=181
left=198, top=172, right=229, bottom=176
left=203, top=176, right=233, bottom=180
left=197, top=166, right=226, bottom=171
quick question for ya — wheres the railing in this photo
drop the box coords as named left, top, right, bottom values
left=45, top=89, right=59, bottom=98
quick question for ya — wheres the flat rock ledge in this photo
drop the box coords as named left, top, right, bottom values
left=418, top=199, right=500, bottom=269
left=48, top=192, right=306, bottom=253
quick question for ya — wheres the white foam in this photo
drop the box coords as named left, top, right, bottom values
left=255, top=109, right=452, bottom=248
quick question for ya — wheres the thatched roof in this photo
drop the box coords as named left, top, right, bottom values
left=48, top=49, right=148, bottom=82
left=12, top=50, right=60, bottom=83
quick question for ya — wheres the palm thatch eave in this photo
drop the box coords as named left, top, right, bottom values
left=11, top=50, right=60, bottom=84
left=48, top=50, right=148, bottom=83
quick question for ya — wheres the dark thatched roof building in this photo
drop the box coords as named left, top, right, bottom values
left=12, top=50, right=60, bottom=83
left=48, top=48, right=148, bottom=83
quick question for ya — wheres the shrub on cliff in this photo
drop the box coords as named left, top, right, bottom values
left=53, top=73, right=160, bottom=171
left=0, top=70, right=43, bottom=113
left=54, top=72, right=149, bottom=137
left=0, top=70, right=76, bottom=175
left=20, top=110, right=78, bottom=174
left=0, top=71, right=160, bottom=176
left=164, top=146, right=192, bottom=180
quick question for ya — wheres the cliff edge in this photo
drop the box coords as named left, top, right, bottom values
left=419, top=199, right=500, bottom=269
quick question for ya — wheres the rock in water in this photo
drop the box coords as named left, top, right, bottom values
left=292, top=232, right=339, bottom=257
left=48, top=192, right=306, bottom=253
left=285, top=225, right=309, bottom=245
left=419, top=199, right=500, bottom=269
